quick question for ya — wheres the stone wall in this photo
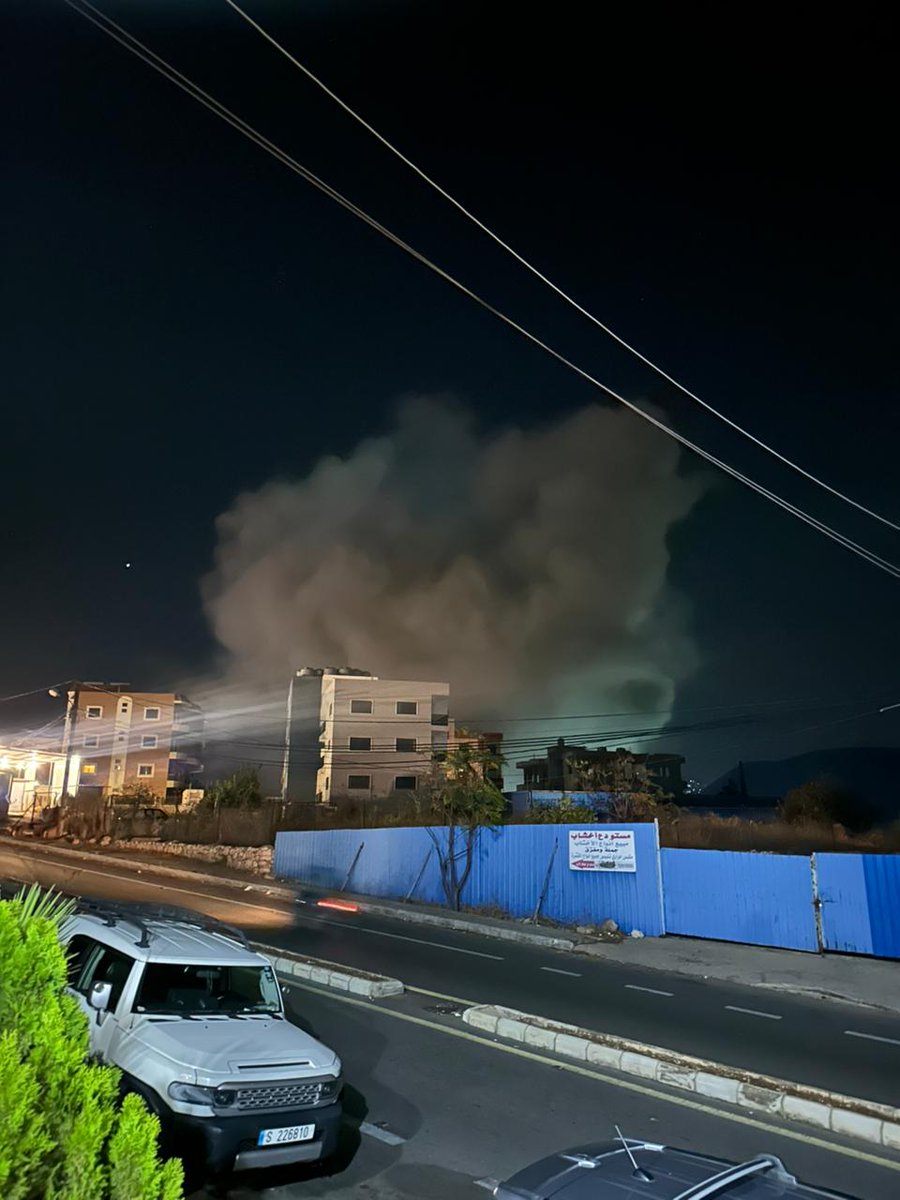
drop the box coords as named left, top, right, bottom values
left=112, top=839, right=274, bottom=876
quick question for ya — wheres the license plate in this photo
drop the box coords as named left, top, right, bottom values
left=257, top=1123, right=315, bottom=1147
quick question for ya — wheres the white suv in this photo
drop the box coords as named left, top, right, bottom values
left=61, top=903, right=343, bottom=1175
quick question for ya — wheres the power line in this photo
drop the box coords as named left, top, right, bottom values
left=222, top=0, right=900, bottom=536
left=64, top=1, right=900, bottom=582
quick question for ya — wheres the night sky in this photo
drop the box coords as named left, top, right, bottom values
left=3, top=0, right=898, bottom=781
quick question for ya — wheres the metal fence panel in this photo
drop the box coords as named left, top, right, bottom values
left=817, top=853, right=900, bottom=958
left=660, top=849, right=818, bottom=951
left=274, top=823, right=664, bottom=934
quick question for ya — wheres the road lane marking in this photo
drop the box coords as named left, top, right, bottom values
left=625, top=984, right=673, bottom=997
left=0, top=856, right=288, bottom=913
left=360, top=1122, right=406, bottom=1146
left=725, top=1005, right=782, bottom=1020
left=541, top=966, right=582, bottom=977
left=845, top=1030, right=900, bottom=1047
left=279, top=978, right=900, bottom=1174
left=295, top=911, right=505, bottom=959
left=5, top=855, right=504, bottom=962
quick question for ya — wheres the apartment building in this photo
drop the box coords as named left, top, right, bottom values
left=61, top=684, right=203, bottom=801
left=315, top=674, right=450, bottom=804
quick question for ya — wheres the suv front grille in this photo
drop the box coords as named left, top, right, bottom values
left=232, top=1081, right=325, bottom=1111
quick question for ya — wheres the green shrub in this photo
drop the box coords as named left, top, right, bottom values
left=0, top=886, right=183, bottom=1200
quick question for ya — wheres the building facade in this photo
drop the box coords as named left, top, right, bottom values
left=61, top=685, right=203, bottom=801
left=517, top=738, right=685, bottom=799
left=315, top=673, right=450, bottom=805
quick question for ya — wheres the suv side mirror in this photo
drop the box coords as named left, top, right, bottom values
left=89, top=980, right=113, bottom=1013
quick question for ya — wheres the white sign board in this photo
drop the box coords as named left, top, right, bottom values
left=568, top=829, right=636, bottom=873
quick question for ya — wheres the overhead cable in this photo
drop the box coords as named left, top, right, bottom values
left=65, top=1, right=900, bottom=580
left=223, top=0, right=900, bottom=535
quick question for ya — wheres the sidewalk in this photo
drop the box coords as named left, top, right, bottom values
left=3, top=837, right=898, bottom=1014
left=572, top=931, right=900, bottom=1014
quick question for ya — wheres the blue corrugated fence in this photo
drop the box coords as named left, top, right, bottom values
left=275, top=823, right=664, bottom=935
left=274, top=826, right=900, bottom=958
left=660, top=849, right=818, bottom=951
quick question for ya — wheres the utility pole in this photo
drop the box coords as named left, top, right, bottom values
left=58, top=684, right=79, bottom=798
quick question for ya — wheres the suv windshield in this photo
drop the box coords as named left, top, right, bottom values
left=134, top=962, right=281, bottom=1016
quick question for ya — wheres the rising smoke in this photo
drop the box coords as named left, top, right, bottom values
left=200, top=396, right=705, bottom=745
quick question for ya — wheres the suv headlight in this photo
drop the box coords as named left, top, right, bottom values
left=168, top=1082, right=218, bottom=1106
left=319, top=1074, right=343, bottom=1102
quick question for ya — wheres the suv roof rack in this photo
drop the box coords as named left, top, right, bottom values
left=672, top=1156, right=789, bottom=1200
left=76, top=899, right=250, bottom=950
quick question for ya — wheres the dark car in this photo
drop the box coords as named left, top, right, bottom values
left=492, top=1141, right=856, bottom=1199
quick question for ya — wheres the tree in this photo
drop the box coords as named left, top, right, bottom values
left=424, top=743, right=506, bottom=912
left=779, top=778, right=875, bottom=833
left=571, top=754, right=671, bottom=822
left=0, top=886, right=183, bottom=1200
left=200, top=767, right=264, bottom=810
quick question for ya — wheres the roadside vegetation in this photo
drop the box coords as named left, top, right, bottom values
left=0, top=886, right=183, bottom=1200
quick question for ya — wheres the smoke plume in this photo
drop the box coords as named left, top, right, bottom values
left=202, top=397, right=703, bottom=736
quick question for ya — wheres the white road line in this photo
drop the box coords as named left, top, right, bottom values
left=625, top=984, right=674, bottom=997
left=298, top=912, right=505, bottom=960
left=360, top=1121, right=406, bottom=1146
left=6, top=852, right=505, bottom=963
left=540, top=966, right=582, bottom=977
left=725, top=1005, right=782, bottom=1020
left=844, top=1029, right=900, bottom=1047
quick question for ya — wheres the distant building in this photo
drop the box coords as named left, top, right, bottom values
left=61, top=684, right=203, bottom=802
left=517, top=738, right=685, bottom=799
left=451, top=729, right=505, bottom=790
left=315, top=673, right=451, bottom=804
left=0, top=745, right=68, bottom=824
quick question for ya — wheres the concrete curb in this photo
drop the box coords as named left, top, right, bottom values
left=0, top=839, right=574, bottom=951
left=462, top=1004, right=900, bottom=1150
left=250, top=940, right=404, bottom=1000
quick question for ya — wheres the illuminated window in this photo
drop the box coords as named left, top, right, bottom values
left=81, top=763, right=97, bottom=776
left=85, top=706, right=102, bottom=719
left=137, top=764, right=154, bottom=778
left=143, top=707, right=161, bottom=721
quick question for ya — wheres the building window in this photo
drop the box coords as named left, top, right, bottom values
left=85, top=705, right=102, bottom=719
left=394, top=775, right=417, bottom=790
left=350, top=699, right=373, bottom=714
left=143, top=707, right=161, bottom=721
left=396, top=701, right=417, bottom=716
left=348, top=774, right=371, bottom=790
left=395, top=737, right=416, bottom=753
left=137, top=764, right=154, bottom=778
left=81, top=763, right=97, bottom=776
left=348, top=736, right=371, bottom=751
left=431, top=694, right=449, bottom=726
left=141, top=735, right=158, bottom=749
left=83, top=735, right=100, bottom=749
left=120, top=701, right=129, bottom=714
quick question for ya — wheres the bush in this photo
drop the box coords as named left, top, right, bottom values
left=779, top=778, right=877, bottom=833
left=199, top=768, right=264, bottom=811
left=0, top=886, right=183, bottom=1200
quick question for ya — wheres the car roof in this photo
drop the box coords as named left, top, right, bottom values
left=64, top=911, right=262, bottom=965
left=496, top=1143, right=856, bottom=1200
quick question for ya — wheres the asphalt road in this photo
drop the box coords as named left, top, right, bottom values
left=2, top=843, right=900, bottom=1110
left=215, top=978, right=900, bottom=1199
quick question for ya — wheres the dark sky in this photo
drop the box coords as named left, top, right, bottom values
left=2, top=0, right=898, bottom=780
